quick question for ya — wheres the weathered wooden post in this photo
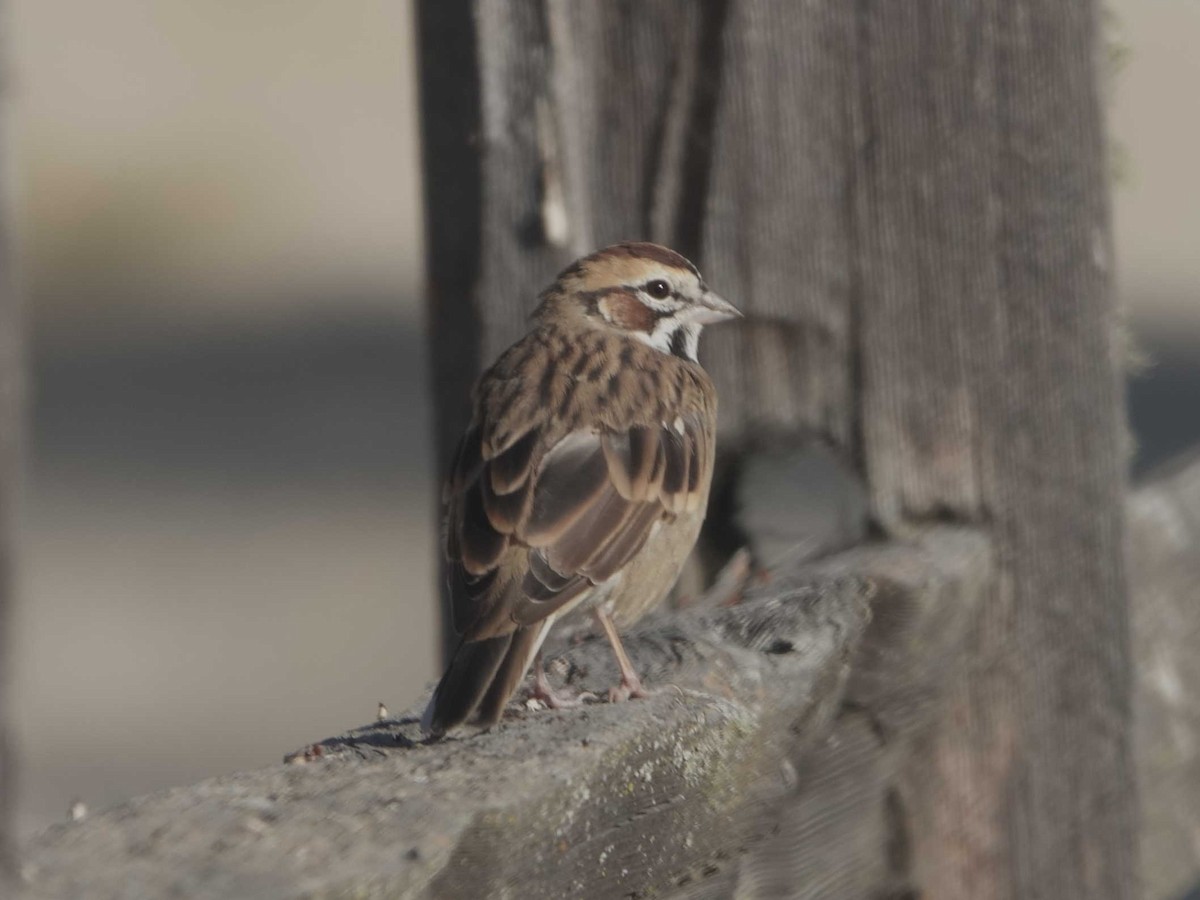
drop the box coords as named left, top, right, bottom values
left=417, top=2, right=1136, bottom=898
left=11, top=2, right=1152, bottom=896
left=0, top=4, right=19, bottom=873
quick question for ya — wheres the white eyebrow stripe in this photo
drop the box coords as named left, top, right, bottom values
left=636, top=292, right=682, bottom=314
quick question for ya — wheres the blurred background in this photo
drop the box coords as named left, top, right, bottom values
left=5, top=0, right=1198, bottom=838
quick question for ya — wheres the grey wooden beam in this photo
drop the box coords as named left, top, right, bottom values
left=20, top=435, right=1200, bottom=900
left=19, top=528, right=992, bottom=900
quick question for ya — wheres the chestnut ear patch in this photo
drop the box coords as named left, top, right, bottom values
left=599, top=291, right=658, bottom=333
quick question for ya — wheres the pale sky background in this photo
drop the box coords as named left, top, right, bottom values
left=9, top=0, right=434, bottom=838
left=1108, top=0, right=1200, bottom=329
left=6, top=0, right=1199, bottom=838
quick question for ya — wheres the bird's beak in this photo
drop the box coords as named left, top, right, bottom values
left=691, top=291, right=742, bottom=325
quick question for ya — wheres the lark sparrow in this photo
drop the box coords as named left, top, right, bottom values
left=422, top=242, right=740, bottom=737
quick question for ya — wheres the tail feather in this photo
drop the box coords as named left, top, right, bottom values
left=474, top=622, right=551, bottom=727
left=421, top=633, right=512, bottom=737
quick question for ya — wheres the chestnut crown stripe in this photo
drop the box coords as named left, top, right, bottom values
left=554, top=241, right=700, bottom=282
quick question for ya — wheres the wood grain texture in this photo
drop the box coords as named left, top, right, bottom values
left=851, top=4, right=1135, bottom=899
left=417, top=1, right=1135, bottom=896
left=669, top=529, right=994, bottom=900
left=698, top=1, right=858, bottom=449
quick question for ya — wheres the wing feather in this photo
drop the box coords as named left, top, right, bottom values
left=446, top=426, right=484, bottom=499
left=489, top=430, right=537, bottom=494
left=459, top=481, right=509, bottom=575
left=480, top=469, right=531, bottom=534
left=601, top=426, right=658, bottom=501
left=579, top=502, right=663, bottom=582
left=521, top=432, right=611, bottom=545
left=660, top=427, right=690, bottom=509
left=543, top=488, right=635, bottom=574
left=445, top=393, right=713, bottom=641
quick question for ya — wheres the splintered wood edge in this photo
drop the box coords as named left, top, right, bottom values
left=21, top=528, right=991, bottom=900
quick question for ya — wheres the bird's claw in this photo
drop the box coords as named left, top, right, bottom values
left=606, top=676, right=651, bottom=704
left=529, top=684, right=597, bottom=710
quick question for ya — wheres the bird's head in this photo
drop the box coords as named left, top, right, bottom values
left=535, top=242, right=740, bottom=362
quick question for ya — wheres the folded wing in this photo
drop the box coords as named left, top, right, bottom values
left=444, top=411, right=710, bottom=641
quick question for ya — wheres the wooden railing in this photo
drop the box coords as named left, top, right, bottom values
left=17, top=454, right=1200, bottom=899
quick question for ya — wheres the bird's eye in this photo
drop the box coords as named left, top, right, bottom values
left=644, top=280, right=671, bottom=300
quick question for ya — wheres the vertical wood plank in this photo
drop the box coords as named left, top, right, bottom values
left=852, top=2, right=1134, bottom=897
left=0, top=7, right=20, bottom=867
left=416, top=2, right=1135, bottom=896
left=699, top=2, right=859, bottom=451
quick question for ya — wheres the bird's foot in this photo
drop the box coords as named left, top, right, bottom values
left=531, top=686, right=597, bottom=710
left=606, top=673, right=651, bottom=704
left=528, top=676, right=596, bottom=710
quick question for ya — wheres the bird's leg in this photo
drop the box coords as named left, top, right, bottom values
left=594, top=608, right=650, bottom=703
left=528, top=651, right=594, bottom=709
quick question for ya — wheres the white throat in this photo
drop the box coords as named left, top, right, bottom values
left=631, top=318, right=701, bottom=362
